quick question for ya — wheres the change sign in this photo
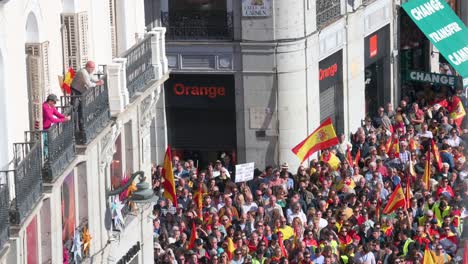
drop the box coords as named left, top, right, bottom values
left=402, top=0, right=468, bottom=78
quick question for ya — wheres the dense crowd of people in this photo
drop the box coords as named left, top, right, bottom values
left=150, top=90, right=467, bottom=264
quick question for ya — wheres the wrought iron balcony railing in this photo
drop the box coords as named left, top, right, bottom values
left=0, top=180, right=9, bottom=249
left=26, top=107, right=76, bottom=183
left=0, top=142, right=43, bottom=225
left=316, top=0, right=342, bottom=29
left=161, top=11, right=233, bottom=40
left=124, top=35, right=155, bottom=99
left=62, top=82, right=111, bottom=145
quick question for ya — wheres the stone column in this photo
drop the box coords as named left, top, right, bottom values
left=107, top=59, right=129, bottom=116
left=147, top=29, right=163, bottom=80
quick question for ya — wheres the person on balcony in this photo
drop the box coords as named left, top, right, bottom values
left=71, top=60, right=104, bottom=95
left=42, top=94, right=71, bottom=158
left=43, top=94, right=71, bottom=130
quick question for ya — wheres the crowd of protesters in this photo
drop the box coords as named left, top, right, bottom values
left=150, top=89, right=467, bottom=264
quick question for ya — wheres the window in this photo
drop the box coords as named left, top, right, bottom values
left=163, top=0, right=232, bottom=40
left=61, top=12, right=89, bottom=71
left=26, top=42, right=50, bottom=130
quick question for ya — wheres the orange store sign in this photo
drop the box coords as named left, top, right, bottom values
left=173, top=83, right=226, bottom=99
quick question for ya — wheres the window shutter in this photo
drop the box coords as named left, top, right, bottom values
left=109, top=0, right=118, bottom=58
left=61, top=12, right=89, bottom=71
left=25, top=43, right=45, bottom=130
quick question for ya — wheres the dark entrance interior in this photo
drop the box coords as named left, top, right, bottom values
left=364, top=25, right=391, bottom=117
left=165, top=74, right=236, bottom=169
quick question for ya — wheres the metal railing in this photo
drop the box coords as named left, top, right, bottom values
left=63, top=82, right=111, bottom=145
left=0, top=180, right=9, bottom=249
left=26, top=107, right=76, bottom=182
left=161, top=11, right=233, bottom=40
left=2, top=142, right=43, bottom=225
left=124, top=35, right=155, bottom=99
left=316, top=0, right=342, bottom=29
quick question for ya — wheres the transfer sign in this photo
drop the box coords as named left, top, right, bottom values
left=402, top=0, right=468, bottom=79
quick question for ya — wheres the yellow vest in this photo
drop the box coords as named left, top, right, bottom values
left=434, top=205, right=450, bottom=226
left=402, top=238, right=414, bottom=257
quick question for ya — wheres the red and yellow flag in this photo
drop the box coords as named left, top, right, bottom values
left=405, top=174, right=412, bottom=208
left=423, top=150, right=431, bottom=191
left=431, top=140, right=442, bottom=172
left=292, top=118, right=339, bottom=162
left=187, top=221, right=197, bottom=250
left=193, top=183, right=204, bottom=220
left=382, top=184, right=406, bottom=215
left=423, top=245, right=435, bottom=264
left=61, top=68, right=75, bottom=95
left=354, top=148, right=361, bottom=167
left=161, top=146, right=178, bottom=207
left=346, top=146, right=353, bottom=167
left=408, top=138, right=417, bottom=152
left=387, top=137, right=400, bottom=157
left=226, top=237, right=235, bottom=260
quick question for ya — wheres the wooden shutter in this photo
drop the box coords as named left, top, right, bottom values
left=61, top=12, right=89, bottom=71
left=25, top=42, right=49, bottom=131
left=109, top=0, right=118, bottom=58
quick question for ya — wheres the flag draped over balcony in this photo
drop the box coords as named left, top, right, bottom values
left=162, top=146, right=178, bottom=207
left=291, top=118, right=339, bottom=162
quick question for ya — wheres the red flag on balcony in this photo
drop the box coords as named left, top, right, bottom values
left=61, top=68, right=75, bottom=95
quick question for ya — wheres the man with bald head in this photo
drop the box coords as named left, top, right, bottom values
left=71, top=60, right=104, bottom=95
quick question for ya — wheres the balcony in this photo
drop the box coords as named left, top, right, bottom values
left=0, top=181, right=9, bottom=249
left=0, top=142, right=43, bottom=225
left=117, top=27, right=168, bottom=104
left=65, top=82, right=111, bottom=145
left=316, top=0, right=342, bottom=29
left=161, top=11, right=233, bottom=40
left=26, top=107, right=76, bottom=183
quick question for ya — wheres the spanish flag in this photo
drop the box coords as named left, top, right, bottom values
left=387, top=137, right=400, bottom=157
left=320, top=151, right=341, bottom=171
left=382, top=184, right=406, bottom=215
left=226, top=237, right=235, bottom=260
left=408, top=138, right=417, bottom=152
left=187, top=221, right=197, bottom=250
left=193, top=182, right=204, bottom=220
left=346, top=146, right=353, bottom=167
left=423, top=245, right=435, bottom=264
left=61, top=68, right=75, bottom=95
left=405, top=174, right=412, bottom=208
left=161, top=146, right=178, bottom=207
left=354, top=148, right=361, bottom=167
left=449, top=96, right=466, bottom=129
left=431, top=140, right=442, bottom=172
left=292, top=118, right=339, bottom=162
left=423, top=150, right=431, bottom=191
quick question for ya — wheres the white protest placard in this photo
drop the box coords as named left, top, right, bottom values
left=235, top=162, right=255, bottom=183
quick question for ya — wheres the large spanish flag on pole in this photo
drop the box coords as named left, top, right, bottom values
left=382, top=184, right=406, bottom=215
left=161, top=146, right=178, bottom=207
left=423, top=149, right=431, bottom=191
left=431, top=140, right=443, bottom=172
left=292, top=118, right=339, bottom=162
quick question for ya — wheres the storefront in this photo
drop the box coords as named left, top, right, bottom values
left=165, top=74, right=236, bottom=166
left=364, top=25, right=391, bottom=116
left=319, top=50, right=344, bottom=135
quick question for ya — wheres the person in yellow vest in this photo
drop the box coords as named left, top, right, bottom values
left=397, top=230, right=414, bottom=257
left=433, top=200, right=450, bottom=226
left=418, top=210, right=441, bottom=227
left=340, top=244, right=355, bottom=264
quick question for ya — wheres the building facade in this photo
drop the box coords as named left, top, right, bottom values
left=0, top=0, right=169, bottom=263
left=146, top=0, right=397, bottom=169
